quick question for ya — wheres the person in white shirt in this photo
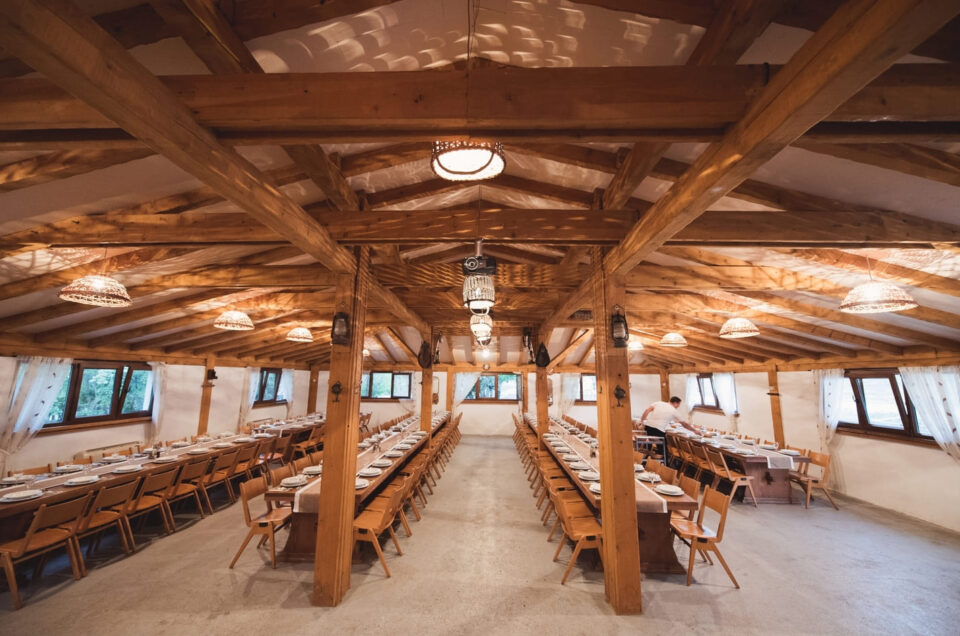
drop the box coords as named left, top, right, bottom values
left=639, top=397, right=700, bottom=435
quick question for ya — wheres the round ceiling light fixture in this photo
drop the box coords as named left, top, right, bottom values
left=58, top=275, right=132, bottom=307
left=840, top=280, right=918, bottom=314
left=463, top=274, right=495, bottom=314
left=470, top=313, right=493, bottom=341
left=659, top=332, right=688, bottom=347
left=431, top=140, right=505, bottom=181
left=213, top=310, right=254, bottom=331
left=719, top=317, right=760, bottom=339
left=286, top=327, right=313, bottom=342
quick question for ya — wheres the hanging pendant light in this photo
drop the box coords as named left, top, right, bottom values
left=841, top=281, right=918, bottom=314
left=470, top=313, right=493, bottom=340
left=214, top=310, right=254, bottom=331
left=462, top=239, right=496, bottom=314
left=659, top=332, right=688, bottom=347
left=628, top=336, right=644, bottom=351
left=432, top=140, right=505, bottom=181
left=286, top=327, right=313, bottom=342
left=59, top=274, right=132, bottom=307
left=719, top=317, right=760, bottom=339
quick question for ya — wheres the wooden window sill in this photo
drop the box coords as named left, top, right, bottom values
left=38, top=416, right=153, bottom=436
left=692, top=406, right=727, bottom=415
left=574, top=401, right=597, bottom=405
left=252, top=400, right=287, bottom=409
left=836, top=426, right=938, bottom=448
left=361, top=398, right=408, bottom=402
left=461, top=399, right=520, bottom=405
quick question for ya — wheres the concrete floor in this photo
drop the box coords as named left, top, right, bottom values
left=2, top=435, right=959, bottom=635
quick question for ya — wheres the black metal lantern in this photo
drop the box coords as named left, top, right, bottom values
left=330, top=381, right=342, bottom=403
left=522, top=328, right=534, bottom=363
left=610, top=305, right=629, bottom=348
left=614, top=385, right=627, bottom=407
left=417, top=342, right=433, bottom=369
left=331, top=312, right=350, bottom=345
left=535, top=343, right=550, bottom=368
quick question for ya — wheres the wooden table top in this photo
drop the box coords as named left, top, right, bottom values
left=667, top=431, right=811, bottom=467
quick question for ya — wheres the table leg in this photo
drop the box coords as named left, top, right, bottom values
left=636, top=512, right=685, bottom=574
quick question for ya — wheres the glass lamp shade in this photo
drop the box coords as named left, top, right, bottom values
left=476, top=335, right=492, bottom=347
left=719, top=317, right=760, bottom=339
left=470, top=313, right=493, bottom=340
left=659, top=332, right=688, bottom=347
left=840, top=281, right=918, bottom=313
left=431, top=141, right=505, bottom=181
left=463, top=274, right=496, bottom=314
left=362, top=348, right=371, bottom=357
left=58, top=275, right=132, bottom=307
left=213, top=310, right=254, bottom=331
left=286, top=327, right=313, bottom=342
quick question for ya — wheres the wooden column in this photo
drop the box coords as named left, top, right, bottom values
left=420, top=331, right=435, bottom=433
left=591, top=247, right=643, bottom=615
left=307, top=364, right=320, bottom=415
left=535, top=328, right=550, bottom=442
left=196, top=357, right=215, bottom=435
left=658, top=369, right=670, bottom=401
left=521, top=371, right=529, bottom=413
left=445, top=370, right=455, bottom=411
left=767, top=367, right=786, bottom=447
left=313, top=248, right=369, bottom=607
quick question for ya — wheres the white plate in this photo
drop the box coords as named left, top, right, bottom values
left=281, top=476, right=308, bottom=488
left=589, top=483, right=602, bottom=495
left=741, top=439, right=756, bottom=445
left=761, top=444, right=778, bottom=451
left=100, top=455, right=126, bottom=463
left=655, top=484, right=684, bottom=496
left=233, top=437, right=255, bottom=443
left=186, top=448, right=209, bottom=455
left=588, top=440, right=599, bottom=448
left=65, top=475, right=100, bottom=486
left=371, top=459, right=392, bottom=468
left=358, top=467, right=383, bottom=478
left=637, top=472, right=661, bottom=483
left=212, top=442, right=233, bottom=449
left=722, top=435, right=736, bottom=440
left=570, top=461, right=592, bottom=471
left=302, top=466, right=323, bottom=476
left=358, top=441, right=372, bottom=449
left=113, top=465, right=142, bottom=474
left=402, top=437, right=419, bottom=444
left=561, top=453, right=579, bottom=461
left=355, top=478, right=370, bottom=490
left=780, top=449, right=801, bottom=456
left=253, top=433, right=273, bottom=439
left=394, top=444, right=412, bottom=451
left=553, top=445, right=571, bottom=453
left=634, top=463, right=644, bottom=472
left=384, top=451, right=403, bottom=458
left=53, top=464, right=84, bottom=474
left=153, top=456, right=177, bottom=463
left=1, top=476, right=29, bottom=485
left=196, top=436, right=212, bottom=443
left=0, top=489, right=43, bottom=503
left=578, top=470, right=600, bottom=481
left=721, top=444, right=737, bottom=450
left=170, top=441, right=191, bottom=448
left=735, top=449, right=757, bottom=455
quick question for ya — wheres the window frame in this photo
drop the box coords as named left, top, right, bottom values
left=359, top=371, right=413, bottom=401
left=44, top=360, right=154, bottom=431
left=574, top=373, right=597, bottom=404
left=253, top=367, right=286, bottom=406
left=837, top=369, right=934, bottom=444
left=691, top=372, right=725, bottom=414
left=461, top=373, right=523, bottom=403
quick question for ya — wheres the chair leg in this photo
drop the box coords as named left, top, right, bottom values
left=710, top=546, right=740, bottom=589
left=407, top=495, right=422, bottom=521
left=229, top=530, right=256, bottom=568
left=73, top=536, right=88, bottom=578
left=1, top=552, right=21, bottom=610
left=387, top=525, right=403, bottom=555
left=369, top=533, right=391, bottom=578
left=65, top=538, right=83, bottom=581
left=686, top=542, right=698, bottom=586
left=193, top=491, right=206, bottom=518
left=804, top=483, right=813, bottom=509
left=552, top=532, right=567, bottom=561
left=820, top=486, right=840, bottom=510
left=398, top=509, right=412, bottom=537
left=269, top=529, right=277, bottom=569
left=115, top=520, right=132, bottom=555
left=561, top=540, right=584, bottom=584
left=122, top=516, right=137, bottom=552
left=547, top=517, right=561, bottom=542
left=744, top=479, right=759, bottom=508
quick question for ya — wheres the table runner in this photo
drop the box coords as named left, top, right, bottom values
left=673, top=431, right=795, bottom=470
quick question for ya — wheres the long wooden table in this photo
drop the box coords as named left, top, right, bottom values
left=0, top=419, right=323, bottom=542
left=667, top=431, right=810, bottom=504
left=531, top=416, right=697, bottom=574
left=265, top=413, right=450, bottom=562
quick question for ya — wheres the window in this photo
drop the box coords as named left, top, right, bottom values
left=688, top=373, right=734, bottom=413
left=45, top=361, right=153, bottom=429
left=838, top=369, right=932, bottom=441
left=572, top=373, right=597, bottom=403
left=255, top=368, right=285, bottom=405
left=463, top=373, right=523, bottom=402
left=360, top=371, right=413, bottom=400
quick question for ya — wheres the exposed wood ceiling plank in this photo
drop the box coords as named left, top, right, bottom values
left=0, top=147, right=151, bottom=191
left=793, top=141, right=960, bottom=187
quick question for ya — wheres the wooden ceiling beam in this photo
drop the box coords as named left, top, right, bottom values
left=794, top=141, right=960, bottom=187
left=0, top=147, right=151, bottom=191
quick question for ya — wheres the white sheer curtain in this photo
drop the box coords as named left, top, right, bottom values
left=278, top=368, right=294, bottom=418
left=0, top=357, right=72, bottom=476
left=815, top=368, right=845, bottom=449
left=899, top=366, right=960, bottom=463
left=685, top=374, right=699, bottom=424
left=713, top=372, right=739, bottom=432
left=238, top=367, right=259, bottom=429
left=560, top=373, right=580, bottom=417
left=146, top=361, right=166, bottom=444
left=452, top=372, right=480, bottom=416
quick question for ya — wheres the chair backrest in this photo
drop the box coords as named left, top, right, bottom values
left=176, top=456, right=211, bottom=484
left=292, top=456, right=311, bottom=472
left=166, top=437, right=187, bottom=445
left=61, top=456, right=94, bottom=466
left=140, top=466, right=179, bottom=495
left=9, top=464, right=51, bottom=476
left=274, top=435, right=291, bottom=455
left=699, top=486, right=732, bottom=542
left=82, top=479, right=140, bottom=531
left=659, top=464, right=678, bottom=485
left=678, top=474, right=700, bottom=500
left=268, top=464, right=293, bottom=486
left=235, top=443, right=258, bottom=464
left=256, top=437, right=276, bottom=458
left=11, top=494, right=92, bottom=557
left=703, top=446, right=732, bottom=480
left=211, top=449, right=240, bottom=472
left=239, top=474, right=268, bottom=526
left=646, top=458, right=664, bottom=476
left=808, top=451, right=831, bottom=481
left=309, top=450, right=323, bottom=464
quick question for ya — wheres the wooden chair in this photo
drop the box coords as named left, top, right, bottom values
left=789, top=451, right=839, bottom=510
left=116, top=466, right=179, bottom=548
left=704, top=446, right=758, bottom=507
left=0, top=493, right=92, bottom=610
left=266, top=434, right=292, bottom=465
left=291, top=425, right=324, bottom=459
left=59, top=456, right=94, bottom=466
left=195, top=449, right=240, bottom=506
left=72, top=478, right=140, bottom=569
left=308, top=450, right=323, bottom=465
left=167, top=456, right=212, bottom=518
left=292, top=455, right=312, bottom=473
left=268, top=464, right=294, bottom=487
left=352, top=488, right=406, bottom=577
left=229, top=475, right=291, bottom=569
left=552, top=497, right=603, bottom=584
left=8, top=464, right=52, bottom=476
left=673, top=474, right=701, bottom=521
left=670, top=486, right=739, bottom=588
left=364, top=474, right=416, bottom=537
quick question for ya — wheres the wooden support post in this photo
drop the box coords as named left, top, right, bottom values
left=591, top=247, right=643, bottom=615
left=446, top=369, right=455, bottom=411
left=521, top=371, right=528, bottom=413
left=420, top=330, right=435, bottom=434
left=658, top=369, right=670, bottom=401
left=767, top=367, right=786, bottom=447
left=313, top=249, right=370, bottom=607
left=535, top=328, right=550, bottom=443
left=307, top=364, right=320, bottom=414
left=196, top=357, right=215, bottom=435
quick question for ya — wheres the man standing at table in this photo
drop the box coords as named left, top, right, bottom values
left=638, top=396, right=700, bottom=456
